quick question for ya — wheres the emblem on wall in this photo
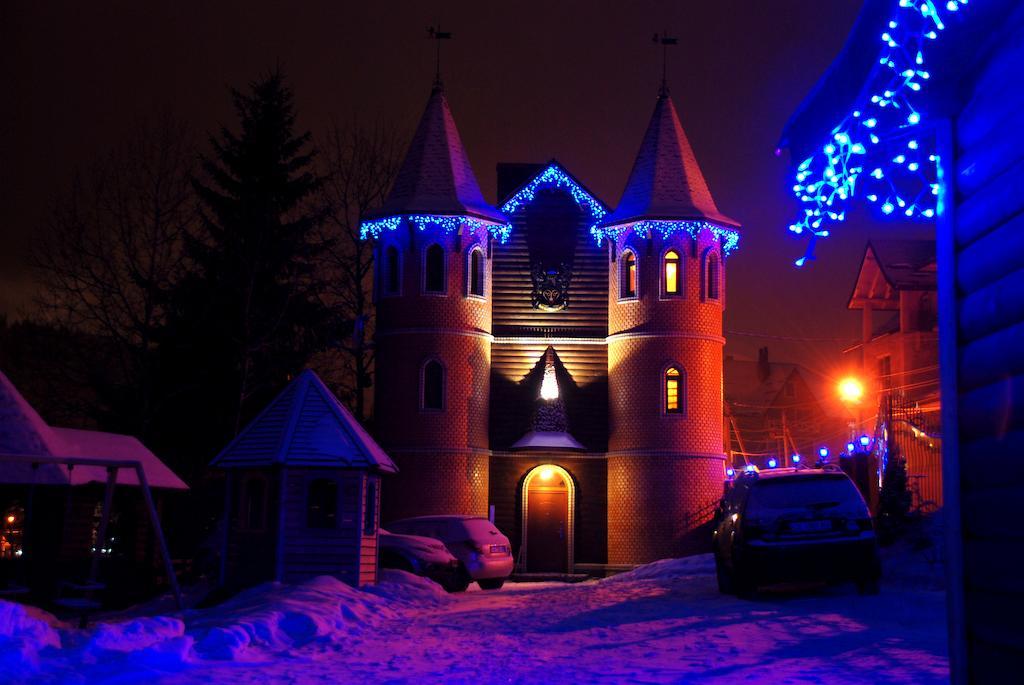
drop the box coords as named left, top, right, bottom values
left=531, top=262, right=572, bottom=311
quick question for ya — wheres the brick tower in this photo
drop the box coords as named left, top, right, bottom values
left=595, top=86, right=742, bottom=564
left=361, top=82, right=510, bottom=521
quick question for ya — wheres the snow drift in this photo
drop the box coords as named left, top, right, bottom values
left=0, top=600, right=63, bottom=671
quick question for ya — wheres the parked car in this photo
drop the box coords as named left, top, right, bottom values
left=387, top=516, right=513, bottom=591
left=713, top=466, right=881, bottom=597
left=378, top=529, right=461, bottom=591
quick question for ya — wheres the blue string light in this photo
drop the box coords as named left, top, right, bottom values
left=360, top=214, right=512, bottom=244
left=788, top=0, right=970, bottom=267
left=500, top=164, right=607, bottom=226
left=592, top=219, right=741, bottom=255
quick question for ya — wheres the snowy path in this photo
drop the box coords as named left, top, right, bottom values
left=16, top=554, right=948, bottom=684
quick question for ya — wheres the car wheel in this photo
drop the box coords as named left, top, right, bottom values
left=732, top=567, right=756, bottom=599
left=715, top=554, right=735, bottom=595
left=478, top=578, right=505, bottom=591
left=445, top=567, right=471, bottom=593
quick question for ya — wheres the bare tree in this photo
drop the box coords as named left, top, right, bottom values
left=314, top=119, right=402, bottom=421
left=31, top=113, right=196, bottom=436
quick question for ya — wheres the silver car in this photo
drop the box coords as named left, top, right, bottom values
left=378, top=528, right=461, bottom=591
left=387, top=515, right=514, bottom=591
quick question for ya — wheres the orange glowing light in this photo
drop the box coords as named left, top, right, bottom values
left=838, top=377, right=865, bottom=404
left=5, top=515, right=14, bottom=524
left=539, top=467, right=554, bottom=481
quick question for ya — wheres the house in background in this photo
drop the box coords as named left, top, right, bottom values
left=725, top=348, right=841, bottom=470
left=779, top=0, right=1024, bottom=678
left=212, top=369, right=397, bottom=590
left=847, top=240, right=941, bottom=509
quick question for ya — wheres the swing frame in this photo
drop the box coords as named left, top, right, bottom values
left=0, top=453, right=183, bottom=610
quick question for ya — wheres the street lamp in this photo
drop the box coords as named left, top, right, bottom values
left=838, top=376, right=866, bottom=439
left=838, top=377, right=865, bottom=404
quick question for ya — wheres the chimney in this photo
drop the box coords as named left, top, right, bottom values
left=757, top=347, right=770, bottom=383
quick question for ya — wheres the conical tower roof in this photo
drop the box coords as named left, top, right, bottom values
left=211, top=369, right=397, bottom=472
left=364, top=84, right=506, bottom=225
left=599, top=90, right=739, bottom=230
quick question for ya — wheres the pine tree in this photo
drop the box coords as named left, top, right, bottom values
left=166, top=70, right=330, bottom=457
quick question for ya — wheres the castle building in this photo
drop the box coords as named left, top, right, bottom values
left=361, top=80, right=741, bottom=571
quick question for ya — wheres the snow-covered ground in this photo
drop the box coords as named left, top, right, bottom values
left=5, top=545, right=948, bottom=684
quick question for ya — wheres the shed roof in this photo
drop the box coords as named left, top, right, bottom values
left=211, top=369, right=397, bottom=472
left=363, top=84, right=506, bottom=225
left=599, top=90, right=738, bottom=229
left=0, top=369, right=188, bottom=490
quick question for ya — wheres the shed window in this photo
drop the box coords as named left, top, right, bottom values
left=665, top=367, right=683, bottom=414
left=384, top=246, right=400, bottom=295
left=621, top=250, right=637, bottom=298
left=706, top=253, right=720, bottom=301
left=241, top=476, right=267, bottom=530
left=663, top=250, right=681, bottom=295
left=422, top=360, right=444, bottom=410
left=424, top=244, right=445, bottom=293
left=363, top=478, right=378, bottom=535
left=468, top=248, right=484, bottom=297
left=307, top=478, right=338, bottom=529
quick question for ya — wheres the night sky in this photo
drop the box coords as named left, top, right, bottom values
left=1, top=0, right=932, bottom=403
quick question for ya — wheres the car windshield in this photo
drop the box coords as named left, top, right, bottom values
left=747, top=476, right=864, bottom=513
left=455, top=518, right=502, bottom=540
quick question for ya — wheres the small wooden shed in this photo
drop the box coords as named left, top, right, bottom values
left=211, top=369, right=397, bottom=589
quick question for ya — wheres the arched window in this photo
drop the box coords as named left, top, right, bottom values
left=706, top=253, right=720, bottom=301
left=424, top=244, right=446, bottom=293
left=664, top=366, right=684, bottom=414
left=307, top=478, right=338, bottom=529
left=241, top=476, right=267, bottom=530
left=384, top=246, right=400, bottom=295
left=663, top=249, right=681, bottom=296
left=422, top=360, right=444, bottom=410
left=468, top=247, right=485, bottom=297
left=620, top=250, right=637, bottom=299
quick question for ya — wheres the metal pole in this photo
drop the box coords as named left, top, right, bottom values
left=89, top=467, right=117, bottom=583
left=134, top=464, right=183, bottom=610
left=274, top=468, right=288, bottom=583
left=23, top=463, right=38, bottom=580
left=220, top=472, right=232, bottom=588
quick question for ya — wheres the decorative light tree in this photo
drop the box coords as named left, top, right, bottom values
left=788, top=0, right=972, bottom=266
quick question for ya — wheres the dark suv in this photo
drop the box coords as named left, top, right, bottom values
left=713, top=467, right=881, bottom=596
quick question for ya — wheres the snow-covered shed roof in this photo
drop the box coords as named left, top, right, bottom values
left=0, top=369, right=188, bottom=490
left=363, top=83, right=506, bottom=225
left=211, top=369, right=397, bottom=473
left=598, top=89, right=739, bottom=230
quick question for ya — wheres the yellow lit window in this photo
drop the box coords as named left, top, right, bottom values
left=664, top=250, right=680, bottom=295
left=665, top=367, right=682, bottom=413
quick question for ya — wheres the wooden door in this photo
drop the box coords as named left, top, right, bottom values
left=526, top=488, right=568, bottom=572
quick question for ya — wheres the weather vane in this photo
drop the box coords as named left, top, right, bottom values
left=652, top=31, right=678, bottom=94
left=428, top=24, right=453, bottom=87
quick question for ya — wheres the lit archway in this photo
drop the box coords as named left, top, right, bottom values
left=520, top=463, right=576, bottom=573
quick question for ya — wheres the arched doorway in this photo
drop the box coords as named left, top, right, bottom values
left=521, top=464, right=575, bottom=573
